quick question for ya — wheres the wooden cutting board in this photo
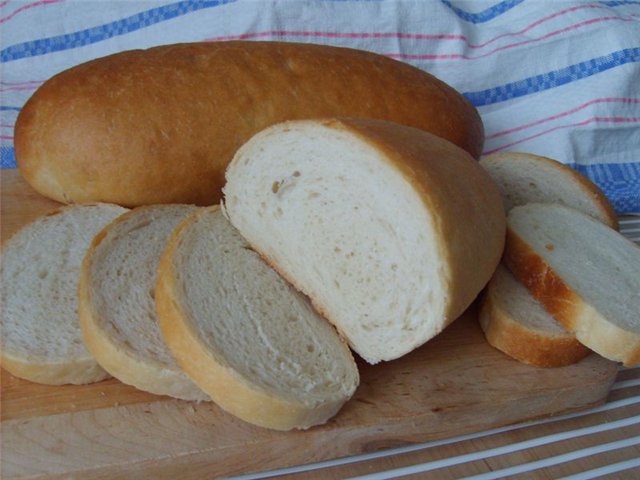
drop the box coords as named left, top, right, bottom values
left=0, top=169, right=618, bottom=480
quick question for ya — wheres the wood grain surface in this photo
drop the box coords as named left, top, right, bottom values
left=0, top=169, right=620, bottom=479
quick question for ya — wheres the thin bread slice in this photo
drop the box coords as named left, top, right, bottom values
left=480, top=152, right=617, bottom=229
left=223, top=118, right=505, bottom=364
left=79, top=205, right=208, bottom=401
left=504, top=203, right=640, bottom=367
left=1, top=204, right=128, bottom=384
left=479, top=264, right=591, bottom=367
left=155, top=206, right=359, bottom=430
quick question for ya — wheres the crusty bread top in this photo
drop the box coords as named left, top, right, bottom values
left=1, top=203, right=127, bottom=385
left=15, top=41, right=483, bottom=206
left=505, top=203, right=640, bottom=366
left=480, top=152, right=617, bottom=229
left=79, top=204, right=208, bottom=400
left=224, top=118, right=505, bottom=363
left=156, top=206, right=359, bottom=429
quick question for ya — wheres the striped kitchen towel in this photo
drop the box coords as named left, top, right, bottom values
left=1, top=0, right=639, bottom=212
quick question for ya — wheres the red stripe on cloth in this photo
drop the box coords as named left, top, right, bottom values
left=484, top=117, right=640, bottom=154
left=387, top=16, right=640, bottom=61
left=0, top=85, right=40, bottom=92
left=0, top=80, right=44, bottom=85
left=0, top=0, right=63, bottom=24
left=204, top=4, right=638, bottom=51
left=487, top=98, right=640, bottom=140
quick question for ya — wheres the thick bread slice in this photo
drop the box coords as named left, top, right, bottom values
left=223, top=118, right=506, bottom=364
left=155, top=206, right=359, bottom=430
left=504, top=203, right=640, bottom=367
left=1, top=204, right=127, bottom=384
left=480, top=152, right=617, bottom=229
left=79, top=205, right=208, bottom=401
left=479, top=264, right=591, bottom=367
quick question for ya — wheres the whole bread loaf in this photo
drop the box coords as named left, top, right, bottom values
left=224, top=118, right=505, bottom=364
left=14, top=41, right=483, bottom=207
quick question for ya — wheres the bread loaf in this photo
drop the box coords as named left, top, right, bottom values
left=155, top=206, right=359, bottom=430
left=0, top=204, right=128, bottom=384
left=504, top=203, right=640, bottom=367
left=15, top=41, right=483, bottom=207
left=223, top=118, right=505, bottom=364
left=79, top=205, right=209, bottom=401
left=480, top=152, right=617, bottom=228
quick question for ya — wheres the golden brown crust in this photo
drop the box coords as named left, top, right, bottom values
left=326, top=118, right=506, bottom=330
left=15, top=41, right=483, bottom=207
left=478, top=272, right=591, bottom=368
left=0, top=351, right=110, bottom=385
left=155, top=206, right=352, bottom=430
left=504, top=227, right=640, bottom=367
left=482, top=152, right=618, bottom=230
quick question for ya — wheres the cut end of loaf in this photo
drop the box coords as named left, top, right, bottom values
left=224, top=118, right=505, bottom=364
left=224, top=120, right=447, bottom=363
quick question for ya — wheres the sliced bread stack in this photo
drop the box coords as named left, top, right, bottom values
left=479, top=152, right=639, bottom=367
left=1, top=202, right=360, bottom=429
left=1, top=204, right=128, bottom=384
left=504, top=203, right=640, bottom=367
left=78, top=203, right=360, bottom=428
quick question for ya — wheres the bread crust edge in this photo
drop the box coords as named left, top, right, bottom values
left=478, top=268, right=591, bottom=368
left=504, top=227, right=640, bottom=367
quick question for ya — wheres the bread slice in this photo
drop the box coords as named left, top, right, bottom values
left=504, top=203, right=640, bottom=367
left=223, top=118, right=505, bottom=364
left=480, top=152, right=617, bottom=229
left=79, top=205, right=208, bottom=401
left=479, top=152, right=617, bottom=366
left=1, top=204, right=127, bottom=384
left=479, top=264, right=591, bottom=367
left=155, top=206, right=359, bottom=430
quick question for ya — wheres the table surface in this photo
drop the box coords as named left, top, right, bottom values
left=1, top=169, right=639, bottom=480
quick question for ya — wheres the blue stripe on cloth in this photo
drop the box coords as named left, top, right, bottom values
left=1, top=147, right=17, bottom=168
left=464, top=48, right=640, bottom=107
left=2, top=146, right=637, bottom=213
left=599, top=1, right=640, bottom=6
left=571, top=162, right=640, bottom=214
left=0, top=0, right=236, bottom=63
left=0, top=106, right=21, bottom=111
left=440, top=0, right=524, bottom=24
